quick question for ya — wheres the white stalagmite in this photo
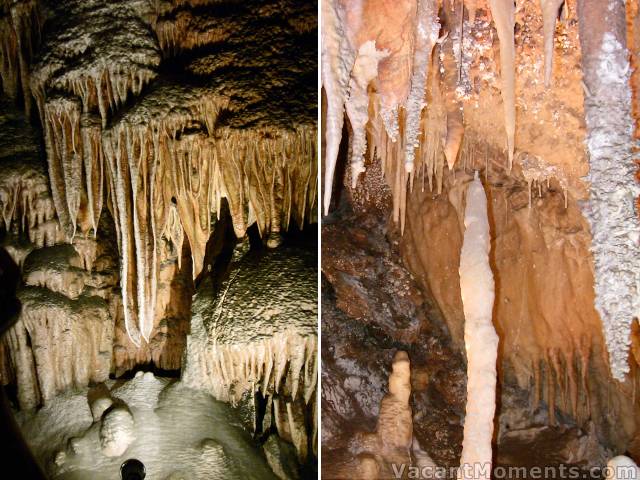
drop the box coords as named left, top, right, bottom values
left=540, top=0, right=565, bottom=88
left=321, top=0, right=356, bottom=215
left=487, top=0, right=516, bottom=170
left=458, top=172, right=498, bottom=480
left=403, top=0, right=440, bottom=174
left=345, top=41, right=389, bottom=189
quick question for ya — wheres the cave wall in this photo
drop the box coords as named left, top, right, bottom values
left=400, top=166, right=639, bottom=451
left=0, top=0, right=318, bottom=411
left=321, top=0, right=640, bottom=456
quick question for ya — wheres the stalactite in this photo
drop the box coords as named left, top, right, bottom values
left=540, top=0, right=565, bottom=88
left=578, top=0, right=640, bottom=381
left=0, top=0, right=40, bottom=112
left=80, top=114, right=104, bottom=235
left=487, top=0, right=516, bottom=170
left=102, top=89, right=316, bottom=346
left=3, top=319, right=40, bottom=409
left=321, top=0, right=356, bottom=215
left=458, top=172, right=498, bottom=480
left=43, top=96, right=83, bottom=239
left=7, top=286, right=113, bottom=408
left=519, top=152, right=569, bottom=209
left=403, top=0, right=439, bottom=174
left=346, top=41, right=389, bottom=188
left=153, top=10, right=233, bottom=55
left=0, top=158, right=56, bottom=239
left=441, top=0, right=465, bottom=171
left=373, top=0, right=417, bottom=143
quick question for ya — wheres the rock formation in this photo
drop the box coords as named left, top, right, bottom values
left=321, top=0, right=640, bottom=469
left=14, top=372, right=281, bottom=479
left=183, top=244, right=318, bottom=463
left=457, top=173, right=498, bottom=480
left=0, top=0, right=317, bottom=476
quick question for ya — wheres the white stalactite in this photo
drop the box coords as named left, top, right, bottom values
left=581, top=31, right=640, bottom=381
left=458, top=172, right=498, bottom=480
left=403, top=0, right=439, bottom=174
left=321, top=0, right=356, bottom=215
left=345, top=41, right=389, bottom=188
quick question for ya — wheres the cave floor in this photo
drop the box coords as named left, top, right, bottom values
left=14, top=373, right=277, bottom=480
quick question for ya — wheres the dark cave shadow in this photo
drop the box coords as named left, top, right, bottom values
left=0, top=245, right=46, bottom=478
left=0, top=245, right=21, bottom=337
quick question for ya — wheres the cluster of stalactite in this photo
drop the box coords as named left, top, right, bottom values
left=322, top=0, right=639, bottom=384
left=0, top=0, right=318, bottom=349
left=182, top=245, right=318, bottom=463
left=105, top=119, right=316, bottom=345
left=1, top=240, right=118, bottom=410
left=0, top=157, right=59, bottom=249
left=322, top=0, right=573, bottom=225
left=0, top=0, right=41, bottom=113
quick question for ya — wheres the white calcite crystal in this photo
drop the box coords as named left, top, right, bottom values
left=582, top=32, right=640, bottom=381
left=458, top=173, right=498, bottom=480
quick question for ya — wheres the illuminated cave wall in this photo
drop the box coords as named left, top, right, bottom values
left=321, top=0, right=640, bottom=460
left=0, top=0, right=317, bottom=410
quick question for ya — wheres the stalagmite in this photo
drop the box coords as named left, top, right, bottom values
left=345, top=351, right=413, bottom=477
left=458, top=172, right=498, bottom=480
left=321, top=0, right=356, bottom=215
left=577, top=0, right=640, bottom=381
left=376, top=351, right=413, bottom=461
left=346, top=41, right=389, bottom=187
left=540, top=0, right=564, bottom=88
left=403, top=0, right=439, bottom=174
left=487, top=0, right=516, bottom=169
